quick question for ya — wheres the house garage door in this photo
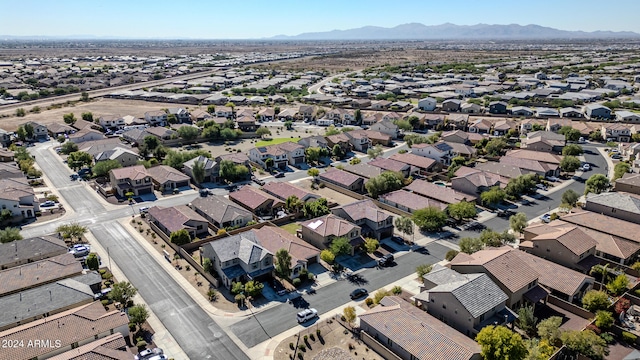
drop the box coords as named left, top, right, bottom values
left=138, top=188, right=152, bottom=195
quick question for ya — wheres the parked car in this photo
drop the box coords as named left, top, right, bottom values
left=274, top=172, right=285, bottom=178
left=545, top=176, right=559, bottom=182
left=536, top=184, right=548, bottom=191
left=377, top=254, right=394, bottom=267
left=252, top=176, right=265, bottom=185
left=578, top=137, right=586, bottom=144
left=41, top=200, right=56, bottom=207
left=540, top=214, right=551, bottom=223
left=581, top=163, right=591, bottom=171
left=496, top=209, right=515, bottom=218
left=199, top=189, right=210, bottom=197
left=296, top=308, right=318, bottom=323
left=390, top=236, right=405, bottom=245
left=350, top=288, right=368, bottom=300
left=69, top=244, right=90, bottom=258
left=139, top=206, right=149, bottom=214
left=612, top=154, right=622, bottom=160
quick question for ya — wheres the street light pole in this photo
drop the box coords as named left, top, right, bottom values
left=107, top=246, right=111, bottom=270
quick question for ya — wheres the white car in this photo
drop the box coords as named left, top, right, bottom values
left=296, top=308, right=318, bottom=323
left=139, top=206, right=149, bottom=214
left=582, top=164, right=591, bottom=171
left=545, top=176, right=559, bottom=182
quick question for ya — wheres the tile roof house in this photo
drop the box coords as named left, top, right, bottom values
left=411, top=141, right=453, bottom=165
left=108, top=164, right=153, bottom=197
left=468, top=118, right=493, bottom=134
left=368, top=157, right=411, bottom=177
left=331, top=199, right=394, bottom=240
left=359, top=296, right=481, bottom=360
left=147, top=205, right=209, bottom=238
left=0, top=235, right=67, bottom=270
left=297, top=135, right=329, bottom=150
left=521, top=131, right=566, bottom=153
left=94, top=146, right=140, bottom=167
left=601, top=123, right=631, bottom=142
left=451, top=246, right=545, bottom=309
left=216, top=152, right=250, bottom=167
left=615, top=173, right=640, bottom=195
left=0, top=177, right=39, bottom=219
left=0, top=253, right=82, bottom=297
left=405, top=179, right=477, bottom=204
left=344, top=130, right=372, bottom=152
left=379, top=190, right=447, bottom=213
left=47, top=333, right=130, bottom=360
left=414, top=265, right=515, bottom=338
left=78, top=138, right=134, bottom=157
left=0, top=301, right=129, bottom=360
left=318, top=168, right=365, bottom=193
left=183, top=155, right=219, bottom=184
left=248, top=142, right=305, bottom=169
left=229, top=186, right=284, bottom=217
left=370, top=119, right=399, bottom=139
left=261, top=182, right=319, bottom=203
left=451, top=166, right=505, bottom=197
left=440, top=130, right=470, bottom=144
left=200, top=231, right=274, bottom=288
left=341, top=163, right=384, bottom=179
left=190, top=194, right=253, bottom=230
left=252, top=226, right=320, bottom=279
left=388, top=152, right=438, bottom=176
left=584, top=192, right=640, bottom=225
left=146, top=164, right=191, bottom=192
left=474, top=161, right=528, bottom=179
left=0, top=161, right=24, bottom=178
left=300, top=214, right=364, bottom=254
left=0, top=271, right=101, bottom=331
left=325, top=133, right=351, bottom=154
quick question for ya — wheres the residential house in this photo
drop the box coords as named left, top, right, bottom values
left=200, top=231, right=274, bottom=288
left=492, top=120, right=513, bottom=136
left=183, top=155, right=218, bottom=184
left=584, top=192, right=640, bottom=225
left=511, top=106, right=534, bottom=117
left=0, top=236, right=67, bottom=271
left=521, top=131, right=566, bottom=153
left=146, top=165, right=191, bottom=192
left=379, top=190, right=447, bottom=213
left=446, top=113, right=469, bottom=130
left=602, top=123, right=631, bottom=142
left=0, top=253, right=82, bottom=298
left=0, top=271, right=101, bottom=331
left=616, top=110, right=640, bottom=123
left=0, top=128, right=11, bottom=147
left=441, top=99, right=461, bottom=112
left=584, top=103, right=612, bottom=120
left=297, top=135, right=329, bottom=151
left=451, top=247, right=545, bottom=309
left=190, top=109, right=213, bottom=122
left=108, top=165, right=153, bottom=197
left=248, top=142, right=305, bottom=169
left=341, top=163, right=384, bottom=179
left=98, top=114, right=125, bottom=129
left=451, top=166, right=505, bottom=196
left=519, top=119, right=546, bottom=135
left=300, top=214, right=363, bottom=254
left=448, top=141, right=477, bottom=161
left=251, top=226, right=320, bottom=279
left=421, top=114, right=446, bottom=129
left=536, top=107, right=560, bottom=118
left=190, top=195, right=253, bottom=230
left=468, top=118, right=493, bottom=134
left=418, top=97, right=437, bottom=111
left=371, top=100, right=392, bottom=110
left=359, top=296, right=482, bottom=360
left=406, top=179, right=477, bottom=204
left=546, top=118, right=572, bottom=133
left=145, top=126, right=177, bottom=141
left=262, top=182, right=319, bottom=203
left=0, top=148, right=14, bottom=162
left=216, top=152, right=250, bottom=167
left=94, top=147, right=139, bottom=167
left=363, top=130, right=392, bottom=147
left=298, top=105, right=316, bottom=121
left=368, top=157, right=411, bottom=177
left=147, top=205, right=209, bottom=238
left=236, top=115, right=256, bottom=131
left=616, top=173, right=640, bottom=195
left=499, top=156, right=560, bottom=177
left=144, top=110, right=168, bottom=126
left=560, top=107, right=584, bottom=118
left=370, top=119, right=399, bottom=139
left=317, top=168, right=365, bottom=193
left=47, top=333, right=130, bottom=360
left=388, top=152, right=438, bottom=176
left=460, top=102, right=482, bottom=114
left=0, top=301, right=129, bottom=360
left=276, top=141, right=306, bottom=166
left=215, top=106, right=234, bottom=119
left=440, top=130, right=470, bottom=144
left=474, top=161, right=530, bottom=179
left=0, top=177, right=39, bottom=219
left=0, top=162, right=23, bottom=179
left=325, top=133, right=351, bottom=155
left=258, top=108, right=275, bottom=122
left=414, top=265, right=514, bottom=338
left=344, top=130, right=371, bottom=152
left=488, top=101, right=508, bottom=114
left=229, top=186, right=284, bottom=217
left=78, top=138, right=134, bottom=158
left=331, top=199, right=394, bottom=240
left=411, top=142, right=453, bottom=165
left=25, top=121, right=48, bottom=139
left=68, top=128, right=106, bottom=144
left=168, top=107, right=191, bottom=123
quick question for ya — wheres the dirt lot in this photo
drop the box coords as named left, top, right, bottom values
left=295, top=179, right=360, bottom=206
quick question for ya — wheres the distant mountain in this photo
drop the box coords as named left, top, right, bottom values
left=271, top=23, right=640, bottom=40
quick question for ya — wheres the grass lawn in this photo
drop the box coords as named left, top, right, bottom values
left=255, top=138, right=296, bottom=147
left=280, top=222, right=300, bottom=235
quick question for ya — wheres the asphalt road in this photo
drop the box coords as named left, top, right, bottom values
left=229, top=240, right=450, bottom=348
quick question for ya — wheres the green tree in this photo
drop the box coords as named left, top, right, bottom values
left=363, top=238, right=379, bottom=253
left=55, top=222, right=87, bottom=239
left=143, top=135, right=161, bottom=151
left=325, top=125, right=340, bottom=136
left=320, top=249, right=335, bottom=264
left=285, top=195, right=303, bottom=214
left=202, top=125, right=220, bottom=139
left=231, top=281, right=244, bottom=295
left=178, top=126, right=200, bottom=140
left=343, top=306, right=356, bottom=326
left=517, top=305, right=538, bottom=337
left=302, top=198, right=330, bottom=218
left=394, top=119, right=413, bottom=131
left=504, top=174, right=538, bottom=199
left=307, top=167, right=320, bottom=178
left=108, top=281, right=137, bottom=305
left=264, top=158, right=274, bottom=169
left=0, top=227, right=22, bottom=243
left=559, top=126, right=581, bottom=142
left=459, top=237, right=484, bottom=254
left=606, top=273, right=630, bottom=295
left=63, top=113, right=76, bottom=125
left=332, top=144, right=345, bottom=159
left=170, top=229, right=191, bottom=245
left=582, top=290, right=610, bottom=312
left=562, top=144, right=583, bottom=156
left=367, top=144, right=384, bottom=159
left=524, top=339, right=556, bottom=360
left=284, top=121, right=293, bottom=130
left=585, top=174, right=610, bottom=195
left=220, top=127, right=238, bottom=140
left=595, top=310, right=614, bottom=329
left=561, top=189, right=580, bottom=208
left=536, top=316, right=562, bottom=343
left=81, top=112, right=93, bottom=122
left=365, top=171, right=404, bottom=198
left=191, top=160, right=205, bottom=184
left=445, top=250, right=459, bottom=261
left=394, top=216, right=414, bottom=242
left=67, top=151, right=93, bottom=170
left=447, top=201, right=476, bottom=221
left=275, top=248, right=292, bottom=278
left=330, top=237, right=352, bottom=256
left=15, top=108, right=26, bottom=117
left=86, top=252, right=100, bottom=270
left=614, top=162, right=631, bottom=180
left=561, top=330, right=607, bottom=360
left=0, top=209, right=12, bottom=221
left=16, top=126, right=27, bottom=141
left=560, top=155, right=581, bottom=172
left=219, top=160, right=249, bottom=182
left=354, top=109, right=363, bottom=124
left=412, top=206, right=448, bottom=232
left=92, top=160, right=122, bottom=177
left=485, top=138, right=508, bottom=156
left=476, top=325, right=527, bottom=360
left=207, top=105, right=216, bottom=114
left=60, top=141, right=79, bottom=155
left=416, top=264, right=433, bottom=281
left=203, top=257, right=214, bottom=275
left=256, top=127, right=271, bottom=137
left=509, top=212, right=528, bottom=234
left=167, top=113, right=178, bottom=124
left=481, top=186, right=506, bottom=208
left=128, top=304, right=149, bottom=329
left=244, top=280, right=264, bottom=297
left=80, top=91, right=89, bottom=102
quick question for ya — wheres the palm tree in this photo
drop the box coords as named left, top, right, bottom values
left=285, top=195, right=303, bottom=214
left=590, top=264, right=610, bottom=285
left=192, top=160, right=205, bottom=184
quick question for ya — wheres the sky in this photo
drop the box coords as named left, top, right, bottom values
left=1, top=0, right=639, bottom=39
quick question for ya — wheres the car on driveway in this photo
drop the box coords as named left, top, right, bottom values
left=296, top=308, right=318, bottom=323
left=497, top=209, right=515, bottom=218
left=274, top=172, right=285, bottom=178
left=536, top=184, right=548, bottom=191
left=350, top=288, right=368, bottom=300
left=377, top=254, right=394, bottom=267
left=545, top=176, right=559, bottom=182
left=540, top=213, right=551, bottom=223
left=41, top=200, right=56, bottom=207
left=390, top=236, right=405, bottom=245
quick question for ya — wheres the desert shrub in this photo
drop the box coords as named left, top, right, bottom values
left=392, top=286, right=402, bottom=295
left=289, top=342, right=294, bottom=350
left=292, top=278, right=301, bottom=287
left=365, top=298, right=374, bottom=306
left=623, top=331, right=637, bottom=344
left=298, top=344, right=306, bottom=352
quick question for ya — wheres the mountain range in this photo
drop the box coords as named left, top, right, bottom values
left=271, top=23, right=640, bottom=40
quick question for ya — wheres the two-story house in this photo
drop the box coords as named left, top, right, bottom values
left=190, top=194, right=253, bottom=230
left=248, top=145, right=288, bottom=170
left=331, top=199, right=394, bottom=240
left=144, top=110, right=168, bottom=126
left=418, top=97, right=437, bottom=111
left=168, top=107, right=191, bottom=123
left=108, top=165, right=153, bottom=197
left=298, top=105, right=316, bottom=121
left=0, top=128, right=11, bottom=147
left=183, top=155, right=219, bottom=184
left=147, top=205, right=209, bottom=239
left=94, top=147, right=140, bottom=167
left=0, top=177, right=39, bottom=219
left=344, top=130, right=371, bottom=152
left=370, top=119, right=399, bottom=139
left=520, top=224, right=598, bottom=272
left=275, top=142, right=306, bottom=166
left=601, top=123, right=631, bottom=142
left=200, top=232, right=274, bottom=289
left=411, top=141, right=453, bottom=165
left=25, top=121, right=49, bottom=139
left=98, top=115, right=125, bottom=130
left=215, top=106, right=234, bottom=119
left=229, top=186, right=284, bottom=217
left=300, top=214, right=363, bottom=255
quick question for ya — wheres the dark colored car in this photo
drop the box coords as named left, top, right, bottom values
left=350, top=288, right=368, bottom=300
left=377, top=254, right=394, bottom=267
left=390, top=236, right=405, bottom=245
left=497, top=209, right=515, bottom=218
left=274, top=172, right=285, bottom=178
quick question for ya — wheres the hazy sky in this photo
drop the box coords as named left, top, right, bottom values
left=1, top=0, right=639, bottom=38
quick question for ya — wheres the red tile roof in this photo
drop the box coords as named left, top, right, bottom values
left=389, top=152, right=437, bottom=170
left=405, top=179, right=477, bottom=204
left=252, top=227, right=319, bottom=267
